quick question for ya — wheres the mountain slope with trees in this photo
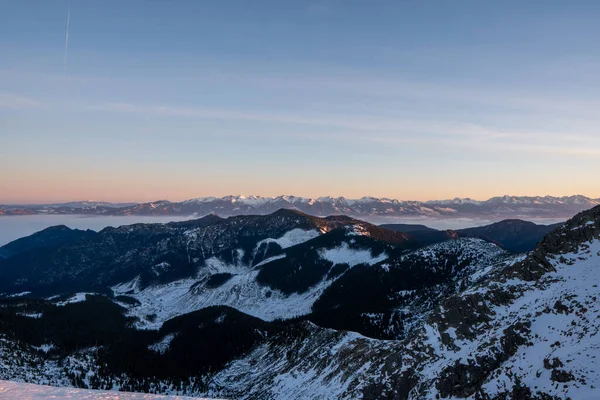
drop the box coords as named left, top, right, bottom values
left=0, top=206, right=599, bottom=399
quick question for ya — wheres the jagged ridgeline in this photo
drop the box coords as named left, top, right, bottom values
left=0, top=206, right=599, bottom=399
left=1, top=194, right=599, bottom=219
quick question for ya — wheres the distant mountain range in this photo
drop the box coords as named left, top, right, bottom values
left=1, top=195, right=598, bottom=220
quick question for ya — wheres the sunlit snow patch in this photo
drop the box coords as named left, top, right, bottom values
left=319, top=242, right=387, bottom=267
left=255, top=229, right=320, bottom=250
left=148, top=333, right=176, bottom=354
left=32, top=343, right=56, bottom=353
left=17, top=312, right=43, bottom=319
left=55, top=293, right=97, bottom=306
left=2, top=291, right=31, bottom=298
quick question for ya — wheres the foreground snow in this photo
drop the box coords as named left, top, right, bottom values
left=0, top=380, right=207, bottom=399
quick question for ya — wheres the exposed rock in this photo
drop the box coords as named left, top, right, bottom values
left=550, top=369, right=575, bottom=383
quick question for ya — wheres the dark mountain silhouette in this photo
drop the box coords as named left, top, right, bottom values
left=381, top=218, right=563, bottom=253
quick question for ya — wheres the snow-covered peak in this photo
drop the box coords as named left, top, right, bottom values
left=235, top=195, right=267, bottom=206
left=426, top=197, right=482, bottom=205
left=486, top=195, right=599, bottom=206
left=315, top=196, right=335, bottom=203
left=355, top=196, right=379, bottom=204
left=183, top=197, right=218, bottom=204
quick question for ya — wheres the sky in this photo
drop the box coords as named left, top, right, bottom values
left=1, top=0, right=600, bottom=204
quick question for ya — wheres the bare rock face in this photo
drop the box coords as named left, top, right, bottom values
left=501, top=205, right=600, bottom=281
left=550, top=369, right=575, bottom=383
left=437, top=321, right=532, bottom=398
left=539, top=205, right=600, bottom=253
left=543, top=357, right=563, bottom=370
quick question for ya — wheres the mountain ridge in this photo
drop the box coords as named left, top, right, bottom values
left=382, top=219, right=564, bottom=253
left=1, top=194, right=598, bottom=220
left=0, top=209, right=416, bottom=299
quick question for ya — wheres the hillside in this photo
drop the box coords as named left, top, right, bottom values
left=0, top=206, right=598, bottom=399
left=382, top=218, right=562, bottom=253
left=0, top=225, right=96, bottom=259
left=0, top=210, right=413, bottom=298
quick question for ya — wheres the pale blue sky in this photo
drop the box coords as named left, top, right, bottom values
left=1, top=0, right=599, bottom=203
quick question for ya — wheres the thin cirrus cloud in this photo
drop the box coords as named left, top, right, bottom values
left=4, top=55, right=587, bottom=117
left=3, top=65, right=598, bottom=160
left=5, top=64, right=599, bottom=126
left=93, top=101, right=527, bottom=140
left=368, top=135, right=600, bottom=158
left=91, top=101, right=600, bottom=158
left=96, top=63, right=600, bottom=119
left=95, top=66, right=600, bottom=119
left=0, top=92, right=43, bottom=109
left=61, top=62, right=600, bottom=149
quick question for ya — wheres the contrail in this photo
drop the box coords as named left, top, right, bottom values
left=63, top=6, right=70, bottom=75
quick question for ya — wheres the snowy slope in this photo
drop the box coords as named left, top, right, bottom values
left=0, top=210, right=358, bottom=297
left=8, top=225, right=595, bottom=399
left=397, top=238, right=600, bottom=399
left=111, top=271, right=330, bottom=329
left=196, top=210, right=600, bottom=399
left=112, top=229, right=394, bottom=328
left=0, top=380, right=205, bottom=399
left=254, top=228, right=320, bottom=249
left=374, top=210, right=600, bottom=399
